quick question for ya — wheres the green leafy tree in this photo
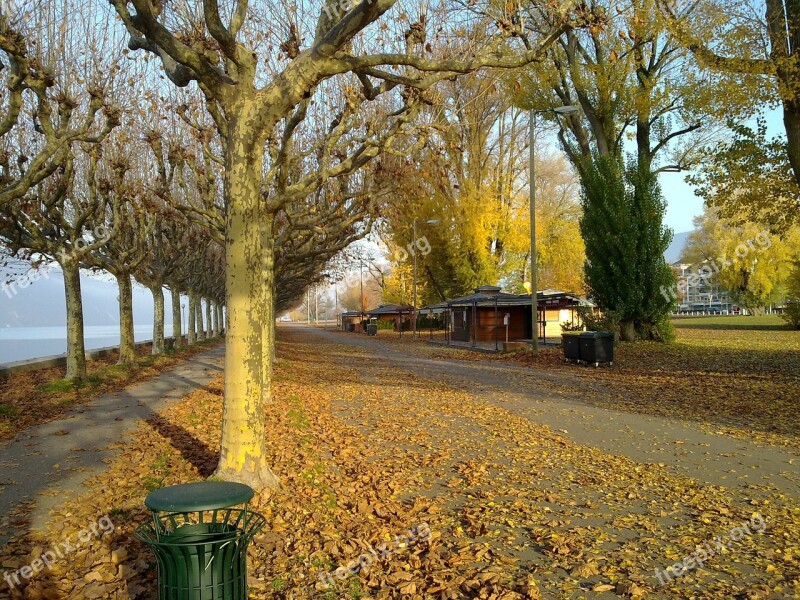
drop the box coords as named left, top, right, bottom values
left=782, top=262, right=800, bottom=328
left=688, top=118, right=800, bottom=233
left=580, top=155, right=675, bottom=340
left=682, top=207, right=800, bottom=313
left=512, top=0, right=722, bottom=341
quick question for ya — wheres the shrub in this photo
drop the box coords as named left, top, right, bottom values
left=577, top=306, right=619, bottom=333
left=638, top=316, right=676, bottom=342
left=782, top=300, right=800, bottom=329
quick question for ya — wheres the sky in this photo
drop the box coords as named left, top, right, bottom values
left=660, top=107, right=786, bottom=234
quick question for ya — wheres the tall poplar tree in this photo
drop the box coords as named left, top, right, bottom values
left=580, top=155, right=675, bottom=340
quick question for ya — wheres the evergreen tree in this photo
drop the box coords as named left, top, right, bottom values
left=580, top=155, right=676, bottom=341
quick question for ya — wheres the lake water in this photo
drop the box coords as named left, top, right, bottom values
left=0, top=325, right=166, bottom=365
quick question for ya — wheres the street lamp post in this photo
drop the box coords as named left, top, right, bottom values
left=412, top=218, right=439, bottom=338
left=529, top=105, right=579, bottom=352
left=359, top=259, right=364, bottom=313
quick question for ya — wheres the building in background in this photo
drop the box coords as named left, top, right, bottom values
left=671, top=263, right=735, bottom=314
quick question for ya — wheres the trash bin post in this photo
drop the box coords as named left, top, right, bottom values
left=135, top=481, right=266, bottom=600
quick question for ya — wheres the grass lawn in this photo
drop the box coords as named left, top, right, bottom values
left=671, top=314, right=790, bottom=329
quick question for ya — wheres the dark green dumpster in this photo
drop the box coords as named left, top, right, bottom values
left=578, top=331, right=614, bottom=366
left=135, top=481, right=266, bottom=600
left=561, top=333, right=581, bottom=361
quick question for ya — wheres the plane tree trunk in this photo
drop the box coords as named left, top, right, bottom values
left=214, top=113, right=280, bottom=490
left=61, top=259, right=87, bottom=381
left=151, top=284, right=165, bottom=355
left=188, top=290, right=197, bottom=345
left=117, top=273, right=136, bottom=364
left=171, top=287, right=182, bottom=349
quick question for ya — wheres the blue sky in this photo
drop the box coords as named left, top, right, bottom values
left=661, top=107, right=785, bottom=233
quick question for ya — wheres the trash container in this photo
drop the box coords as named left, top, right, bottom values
left=346, top=323, right=355, bottom=332
left=578, top=331, right=614, bottom=366
left=561, top=333, right=581, bottom=361
left=366, top=324, right=378, bottom=336
left=135, top=481, right=266, bottom=600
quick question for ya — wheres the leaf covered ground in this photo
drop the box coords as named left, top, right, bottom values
left=0, top=338, right=223, bottom=443
left=0, top=326, right=797, bottom=599
left=377, top=316, right=800, bottom=451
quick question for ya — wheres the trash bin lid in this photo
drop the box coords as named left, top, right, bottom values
left=145, top=481, right=254, bottom=513
left=579, top=331, right=614, bottom=338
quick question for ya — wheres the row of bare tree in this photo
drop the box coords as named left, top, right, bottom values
left=0, top=6, right=232, bottom=379
left=0, top=1, right=404, bottom=385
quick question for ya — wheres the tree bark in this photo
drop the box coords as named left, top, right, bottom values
left=196, top=296, right=206, bottom=341
left=782, top=97, right=800, bottom=188
left=151, top=285, right=165, bottom=355
left=269, top=297, right=277, bottom=364
left=62, top=260, right=87, bottom=381
left=261, top=234, right=275, bottom=392
left=216, top=303, right=224, bottom=335
left=205, top=298, right=213, bottom=339
left=214, top=115, right=280, bottom=490
left=117, top=274, right=136, bottom=364
left=171, top=287, right=182, bottom=349
left=188, top=290, right=197, bottom=345
left=620, top=320, right=637, bottom=342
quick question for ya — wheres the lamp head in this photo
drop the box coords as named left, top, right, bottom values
left=553, top=105, right=579, bottom=116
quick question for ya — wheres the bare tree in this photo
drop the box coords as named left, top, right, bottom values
left=108, top=0, right=578, bottom=488
left=0, top=7, right=119, bottom=206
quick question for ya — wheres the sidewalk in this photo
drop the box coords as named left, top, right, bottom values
left=0, top=343, right=225, bottom=546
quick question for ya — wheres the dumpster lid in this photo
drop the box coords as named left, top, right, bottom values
left=579, top=330, right=614, bottom=338
left=145, top=481, right=254, bottom=513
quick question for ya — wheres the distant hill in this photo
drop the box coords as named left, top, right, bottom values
left=0, top=261, right=174, bottom=328
left=665, top=231, right=691, bottom=264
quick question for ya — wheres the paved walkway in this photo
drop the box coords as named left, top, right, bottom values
left=304, top=326, right=800, bottom=497
left=0, top=343, right=225, bottom=546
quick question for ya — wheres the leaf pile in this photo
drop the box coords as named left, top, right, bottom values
left=373, top=321, right=800, bottom=451
left=0, top=328, right=797, bottom=599
left=0, top=338, right=223, bottom=443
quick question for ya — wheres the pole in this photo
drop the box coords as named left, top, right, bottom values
left=412, top=219, right=417, bottom=339
left=529, top=110, right=539, bottom=353
left=494, top=296, right=498, bottom=352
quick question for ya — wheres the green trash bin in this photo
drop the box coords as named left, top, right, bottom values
left=135, top=481, right=266, bottom=600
